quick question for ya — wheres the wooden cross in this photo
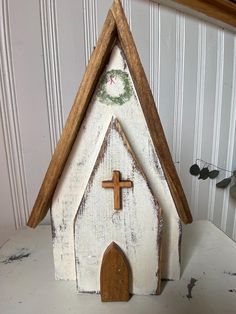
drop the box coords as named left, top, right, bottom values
left=102, top=171, right=133, bottom=210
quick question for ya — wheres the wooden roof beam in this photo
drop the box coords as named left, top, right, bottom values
left=27, top=10, right=117, bottom=228
left=27, top=0, right=192, bottom=228
left=151, top=0, right=236, bottom=31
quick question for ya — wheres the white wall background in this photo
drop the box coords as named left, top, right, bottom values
left=0, top=0, right=236, bottom=245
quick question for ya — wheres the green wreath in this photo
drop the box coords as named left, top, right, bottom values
left=97, top=69, right=133, bottom=105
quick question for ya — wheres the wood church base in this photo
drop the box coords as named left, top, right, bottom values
left=1, top=221, right=236, bottom=313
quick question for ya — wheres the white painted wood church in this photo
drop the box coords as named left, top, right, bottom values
left=27, top=0, right=192, bottom=300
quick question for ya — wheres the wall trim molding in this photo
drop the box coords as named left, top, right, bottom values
left=173, top=0, right=236, bottom=28
left=151, top=0, right=236, bottom=32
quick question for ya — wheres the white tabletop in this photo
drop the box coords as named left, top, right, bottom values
left=0, top=221, right=236, bottom=314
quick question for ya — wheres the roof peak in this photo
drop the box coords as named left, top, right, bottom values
left=27, top=0, right=192, bottom=228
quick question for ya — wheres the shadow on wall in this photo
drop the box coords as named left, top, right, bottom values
left=181, top=222, right=206, bottom=275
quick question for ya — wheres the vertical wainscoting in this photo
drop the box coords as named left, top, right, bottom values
left=0, top=0, right=236, bottom=243
left=0, top=0, right=29, bottom=242
left=82, top=0, right=98, bottom=64
left=39, top=0, right=64, bottom=152
left=173, top=13, right=185, bottom=175
left=149, top=1, right=160, bottom=111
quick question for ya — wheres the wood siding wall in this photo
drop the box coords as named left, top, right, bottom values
left=0, top=0, right=236, bottom=244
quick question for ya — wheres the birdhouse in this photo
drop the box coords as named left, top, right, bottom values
left=27, top=0, right=192, bottom=302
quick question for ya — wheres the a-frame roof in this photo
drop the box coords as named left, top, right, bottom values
left=27, top=0, right=192, bottom=228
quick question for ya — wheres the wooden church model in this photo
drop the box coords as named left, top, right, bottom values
left=27, top=0, right=192, bottom=302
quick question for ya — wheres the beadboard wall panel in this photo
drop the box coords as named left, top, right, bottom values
left=56, top=0, right=86, bottom=121
left=0, top=118, right=15, bottom=245
left=7, top=0, right=52, bottom=217
left=197, top=25, right=217, bottom=221
left=0, top=0, right=236, bottom=244
left=213, top=32, right=234, bottom=229
left=179, top=17, right=198, bottom=209
left=225, top=45, right=236, bottom=239
left=158, top=6, right=176, bottom=152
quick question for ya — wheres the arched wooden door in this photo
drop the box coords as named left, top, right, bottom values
left=100, top=242, right=131, bottom=302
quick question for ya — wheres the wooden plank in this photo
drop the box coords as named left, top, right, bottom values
left=51, top=45, right=179, bottom=283
left=100, top=242, right=130, bottom=302
left=151, top=0, right=236, bottom=29
left=111, top=0, right=192, bottom=224
left=173, top=0, right=236, bottom=28
left=27, top=10, right=117, bottom=228
left=73, top=117, right=162, bottom=294
left=28, top=0, right=192, bottom=228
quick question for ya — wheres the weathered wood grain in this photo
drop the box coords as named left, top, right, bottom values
left=111, top=0, right=192, bottom=224
left=74, top=117, right=162, bottom=294
left=173, top=0, right=236, bottom=28
left=28, top=0, right=191, bottom=228
left=51, top=45, right=181, bottom=282
left=27, top=10, right=117, bottom=228
left=29, top=0, right=186, bottom=288
left=102, top=170, right=133, bottom=210
left=100, top=242, right=130, bottom=302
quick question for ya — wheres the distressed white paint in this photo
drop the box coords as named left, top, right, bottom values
left=51, top=45, right=181, bottom=283
left=1, top=0, right=236, bottom=244
left=74, top=118, right=161, bottom=294
left=1, top=222, right=236, bottom=313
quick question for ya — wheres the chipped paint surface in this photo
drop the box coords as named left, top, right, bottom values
left=186, top=278, right=198, bottom=300
left=51, top=45, right=181, bottom=283
left=1, top=222, right=236, bottom=313
left=224, top=271, right=236, bottom=276
left=0, top=248, right=31, bottom=264
left=74, top=118, right=162, bottom=295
